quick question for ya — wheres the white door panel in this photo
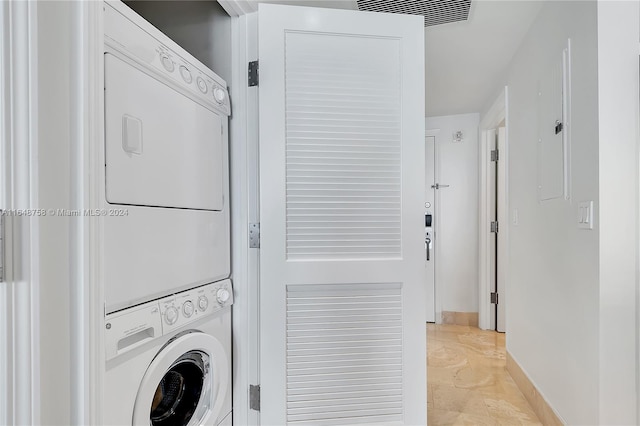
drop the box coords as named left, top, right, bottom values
left=259, top=4, right=425, bottom=425
left=104, top=53, right=224, bottom=211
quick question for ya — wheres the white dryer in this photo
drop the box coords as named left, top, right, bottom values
left=102, top=1, right=231, bottom=313
left=104, top=280, right=233, bottom=426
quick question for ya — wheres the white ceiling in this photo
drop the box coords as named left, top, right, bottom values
left=424, top=0, right=542, bottom=116
left=254, top=0, right=542, bottom=116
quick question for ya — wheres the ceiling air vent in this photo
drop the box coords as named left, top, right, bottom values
left=356, top=0, right=472, bottom=27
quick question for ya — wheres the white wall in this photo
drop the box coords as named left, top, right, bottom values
left=596, top=1, right=639, bottom=423
left=502, top=2, right=599, bottom=423
left=37, top=1, right=72, bottom=423
left=426, top=113, right=479, bottom=315
left=493, top=0, right=639, bottom=423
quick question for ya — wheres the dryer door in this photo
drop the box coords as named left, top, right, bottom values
left=133, top=332, right=229, bottom=426
left=104, top=53, right=224, bottom=211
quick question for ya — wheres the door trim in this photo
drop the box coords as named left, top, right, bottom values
left=218, top=0, right=258, bottom=17
left=229, top=11, right=261, bottom=426
left=0, top=1, right=40, bottom=423
left=70, top=1, right=104, bottom=424
left=478, top=87, right=509, bottom=331
left=425, top=128, right=442, bottom=323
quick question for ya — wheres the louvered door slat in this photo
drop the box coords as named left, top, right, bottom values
left=286, top=283, right=403, bottom=425
left=285, top=31, right=402, bottom=261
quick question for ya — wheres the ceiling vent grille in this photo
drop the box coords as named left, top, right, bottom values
left=356, top=0, right=472, bottom=27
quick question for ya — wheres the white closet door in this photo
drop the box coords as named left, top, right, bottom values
left=258, top=4, right=426, bottom=425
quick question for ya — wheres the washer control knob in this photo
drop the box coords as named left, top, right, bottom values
left=183, top=301, right=194, bottom=318
left=165, top=306, right=179, bottom=325
left=198, top=295, right=209, bottom=311
left=196, top=77, right=208, bottom=94
left=179, top=65, right=192, bottom=83
left=216, top=288, right=231, bottom=305
left=213, top=87, right=226, bottom=103
left=160, top=55, right=174, bottom=72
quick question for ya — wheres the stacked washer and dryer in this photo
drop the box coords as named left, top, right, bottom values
left=102, top=2, right=233, bottom=425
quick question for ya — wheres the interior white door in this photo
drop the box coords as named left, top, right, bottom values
left=258, top=4, right=426, bottom=425
left=425, top=136, right=436, bottom=323
left=496, top=127, right=507, bottom=332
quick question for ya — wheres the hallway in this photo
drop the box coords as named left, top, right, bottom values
left=427, top=324, right=541, bottom=425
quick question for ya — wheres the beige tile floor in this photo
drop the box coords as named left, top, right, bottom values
left=427, top=324, right=542, bottom=425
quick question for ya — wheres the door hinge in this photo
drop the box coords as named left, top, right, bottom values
left=491, top=292, right=499, bottom=304
left=249, top=384, right=260, bottom=411
left=248, top=61, right=259, bottom=87
left=249, top=222, right=260, bottom=248
left=491, top=149, right=499, bottom=162
left=490, top=221, right=499, bottom=233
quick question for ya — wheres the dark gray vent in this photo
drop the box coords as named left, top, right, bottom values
left=356, top=0, right=472, bottom=27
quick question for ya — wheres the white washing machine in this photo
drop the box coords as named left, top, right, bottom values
left=102, top=1, right=231, bottom=313
left=104, top=280, right=233, bottom=426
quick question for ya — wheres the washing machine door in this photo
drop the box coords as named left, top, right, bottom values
left=133, top=331, right=229, bottom=426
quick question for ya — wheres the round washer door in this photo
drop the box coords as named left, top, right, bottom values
left=132, top=331, right=229, bottom=426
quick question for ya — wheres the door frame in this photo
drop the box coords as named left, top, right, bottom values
left=478, top=87, right=509, bottom=331
left=70, top=2, right=105, bottom=424
left=228, top=9, right=261, bottom=426
left=75, top=2, right=260, bottom=423
left=62, top=2, right=105, bottom=424
left=425, top=128, right=443, bottom=324
left=80, top=2, right=262, bottom=423
left=2, top=2, right=105, bottom=422
left=0, top=2, right=40, bottom=423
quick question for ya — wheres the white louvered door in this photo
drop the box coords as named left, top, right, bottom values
left=258, top=4, right=426, bottom=425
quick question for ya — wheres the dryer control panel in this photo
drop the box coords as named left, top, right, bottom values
left=105, top=279, right=233, bottom=361
left=104, top=1, right=230, bottom=116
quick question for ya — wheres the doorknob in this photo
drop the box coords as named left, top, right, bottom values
left=425, top=232, right=432, bottom=262
left=425, top=237, right=431, bottom=261
left=431, top=183, right=450, bottom=190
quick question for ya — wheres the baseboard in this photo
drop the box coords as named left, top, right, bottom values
left=441, top=311, right=478, bottom=327
left=506, top=351, right=564, bottom=426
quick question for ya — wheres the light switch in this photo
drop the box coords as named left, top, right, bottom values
left=578, top=201, right=593, bottom=230
left=512, top=208, right=519, bottom=226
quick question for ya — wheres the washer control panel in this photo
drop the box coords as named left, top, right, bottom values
left=159, top=279, right=233, bottom=334
left=105, top=279, right=233, bottom=361
left=105, top=301, right=163, bottom=361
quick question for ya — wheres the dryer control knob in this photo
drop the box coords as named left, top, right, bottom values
left=183, top=301, right=194, bottom=318
left=160, top=55, right=174, bottom=72
left=198, top=296, right=209, bottom=311
left=216, top=288, right=231, bottom=305
left=196, top=77, right=208, bottom=94
left=165, top=306, right=179, bottom=325
left=179, top=65, right=192, bottom=83
left=213, top=87, right=226, bottom=103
